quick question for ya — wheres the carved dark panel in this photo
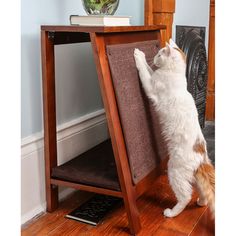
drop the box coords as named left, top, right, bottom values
left=176, top=25, right=205, bottom=48
left=176, top=26, right=208, bottom=128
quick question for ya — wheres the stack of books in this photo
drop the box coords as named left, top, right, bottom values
left=70, top=15, right=131, bottom=26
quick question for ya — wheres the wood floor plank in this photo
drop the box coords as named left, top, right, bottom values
left=21, top=191, right=93, bottom=236
left=48, top=219, right=93, bottom=236
left=151, top=228, right=187, bottom=236
left=190, top=208, right=215, bottom=236
left=141, top=178, right=207, bottom=236
left=22, top=176, right=214, bottom=236
left=152, top=194, right=207, bottom=235
left=137, top=182, right=175, bottom=235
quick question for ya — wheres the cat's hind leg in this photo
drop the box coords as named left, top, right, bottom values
left=164, top=165, right=193, bottom=217
left=195, top=179, right=208, bottom=207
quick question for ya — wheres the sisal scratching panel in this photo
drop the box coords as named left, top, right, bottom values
left=106, top=40, right=167, bottom=184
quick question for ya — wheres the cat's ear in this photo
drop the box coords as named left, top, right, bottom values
left=165, top=42, right=171, bottom=56
left=169, top=38, right=179, bottom=48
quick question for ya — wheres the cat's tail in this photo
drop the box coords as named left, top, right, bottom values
left=195, top=162, right=215, bottom=217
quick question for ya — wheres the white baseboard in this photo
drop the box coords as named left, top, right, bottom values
left=21, top=109, right=109, bottom=225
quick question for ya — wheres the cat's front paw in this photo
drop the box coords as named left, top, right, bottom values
left=134, top=48, right=145, bottom=59
left=134, top=48, right=146, bottom=70
left=163, top=208, right=175, bottom=218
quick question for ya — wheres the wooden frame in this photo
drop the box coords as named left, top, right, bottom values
left=41, top=25, right=166, bottom=235
left=205, top=0, right=215, bottom=120
left=145, top=0, right=175, bottom=41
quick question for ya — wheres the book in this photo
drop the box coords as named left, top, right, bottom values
left=65, top=194, right=122, bottom=226
left=70, top=15, right=131, bottom=26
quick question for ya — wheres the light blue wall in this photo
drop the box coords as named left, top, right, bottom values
left=22, top=0, right=209, bottom=138
left=21, top=0, right=144, bottom=138
left=172, top=0, right=210, bottom=50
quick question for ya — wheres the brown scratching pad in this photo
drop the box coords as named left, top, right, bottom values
left=107, top=40, right=167, bottom=184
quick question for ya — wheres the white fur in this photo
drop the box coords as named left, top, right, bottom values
left=134, top=39, right=207, bottom=217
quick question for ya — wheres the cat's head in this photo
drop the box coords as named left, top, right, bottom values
left=154, top=39, right=186, bottom=70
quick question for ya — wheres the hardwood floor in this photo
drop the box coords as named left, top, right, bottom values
left=22, top=175, right=214, bottom=235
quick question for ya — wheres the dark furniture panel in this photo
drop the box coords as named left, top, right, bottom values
left=52, top=140, right=120, bottom=191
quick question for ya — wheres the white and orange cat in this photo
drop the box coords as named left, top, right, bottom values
left=134, top=39, right=215, bottom=218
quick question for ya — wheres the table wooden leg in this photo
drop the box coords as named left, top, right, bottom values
left=41, top=30, right=58, bottom=212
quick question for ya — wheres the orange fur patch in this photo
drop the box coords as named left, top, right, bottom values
left=195, top=163, right=215, bottom=218
left=173, top=47, right=186, bottom=62
left=195, top=163, right=215, bottom=193
left=193, top=140, right=206, bottom=155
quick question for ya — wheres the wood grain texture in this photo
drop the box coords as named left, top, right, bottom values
left=206, top=0, right=215, bottom=121
left=50, top=178, right=122, bottom=198
left=145, top=0, right=175, bottom=40
left=102, top=31, right=161, bottom=45
left=153, top=13, right=174, bottom=40
left=190, top=208, right=215, bottom=236
left=145, top=0, right=154, bottom=25
left=153, top=0, right=175, bottom=13
left=41, top=30, right=58, bottom=212
left=206, top=93, right=215, bottom=121
left=22, top=176, right=215, bottom=236
left=41, top=25, right=166, bottom=33
left=21, top=191, right=93, bottom=236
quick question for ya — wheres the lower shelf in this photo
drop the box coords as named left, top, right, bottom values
left=51, top=140, right=121, bottom=192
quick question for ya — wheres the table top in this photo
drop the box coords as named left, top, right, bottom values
left=41, top=25, right=166, bottom=33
